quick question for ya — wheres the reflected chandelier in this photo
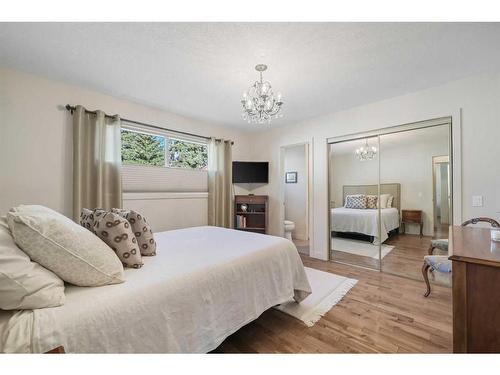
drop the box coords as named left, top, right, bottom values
left=241, top=64, right=283, bottom=124
left=355, top=139, right=377, bottom=161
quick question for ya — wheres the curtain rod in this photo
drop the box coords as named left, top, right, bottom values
left=65, top=105, right=234, bottom=145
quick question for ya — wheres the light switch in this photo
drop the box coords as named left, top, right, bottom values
left=472, top=195, right=483, bottom=207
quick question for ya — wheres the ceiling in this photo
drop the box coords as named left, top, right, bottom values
left=1, top=23, right=500, bottom=131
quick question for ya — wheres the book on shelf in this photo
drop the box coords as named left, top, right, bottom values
left=236, top=215, right=247, bottom=228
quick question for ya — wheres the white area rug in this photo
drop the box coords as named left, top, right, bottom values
left=332, top=237, right=394, bottom=259
left=274, top=267, right=357, bottom=327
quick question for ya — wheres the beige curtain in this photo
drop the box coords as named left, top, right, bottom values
left=207, top=138, right=233, bottom=228
left=72, top=105, right=122, bottom=221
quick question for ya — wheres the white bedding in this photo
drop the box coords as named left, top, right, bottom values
left=0, top=226, right=311, bottom=353
left=330, top=207, right=400, bottom=244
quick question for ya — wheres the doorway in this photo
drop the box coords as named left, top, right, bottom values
left=433, top=155, right=451, bottom=238
left=281, top=143, right=310, bottom=256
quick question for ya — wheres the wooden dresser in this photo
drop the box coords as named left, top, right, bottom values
left=449, top=226, right=500, bottom=353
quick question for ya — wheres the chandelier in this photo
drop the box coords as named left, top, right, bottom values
left=355, top=139, right=377, bottom=161
left=241, top=64, right=283, bottom=124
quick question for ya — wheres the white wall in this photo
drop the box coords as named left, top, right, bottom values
left=284, top=144, right=308, bottom=240
left=246, top=70, right=500, bottom=260
left=330, top=126, right=449, bottom=236
left=0, top=68, right=252, bottom=230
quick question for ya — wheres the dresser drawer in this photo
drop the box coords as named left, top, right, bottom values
left=402, top=210, right=422, bottom=223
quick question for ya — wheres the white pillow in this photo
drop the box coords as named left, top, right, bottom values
left=7, top=205, right=125, bottom=287
left=387, top=195, right=394, bottom=208
left=0, top=216, right=65, bottom=310
left=377, top=194, right=391, bottom=209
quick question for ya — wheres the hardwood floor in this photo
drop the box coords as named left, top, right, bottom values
left=331, top=233, right=450, bottom=282
left=214, top=255, right=452, bottom=353
left=434, top=221, right=450, bottom=239
left=383, top=234, right=437, bottom=280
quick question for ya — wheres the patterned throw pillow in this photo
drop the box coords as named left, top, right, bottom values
left=112, top=209, right=156, bottom=256
left=94, top=212, right=143, bottom=269
left=345, top=195, right=367, bottom=209
left=366, top=195, right=378, bottom=209
left=93, top=208, right=108, bottom=223
left=80, top=208, right=114, bottom=233
left=80, top=208, right=94, bottom=231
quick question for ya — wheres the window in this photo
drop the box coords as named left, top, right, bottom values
left=121, top=129, right=165, bottom=166
left=168, top=138, right=208, bottom=170
left=121, top=128, right=208, bottom=170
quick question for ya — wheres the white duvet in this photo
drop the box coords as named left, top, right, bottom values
left=330, top=207, right=400, bottom=244
left=0, top=226, right=311, bottom=353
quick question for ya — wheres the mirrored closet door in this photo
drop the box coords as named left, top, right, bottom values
left=328, top=118, right=452, bottom=279
left=329, top=136, right=381, bottom=270
left=379, top=124, right=451, bottom=280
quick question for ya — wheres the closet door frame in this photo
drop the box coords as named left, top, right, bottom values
left=327, top=116, right=460, bottom=267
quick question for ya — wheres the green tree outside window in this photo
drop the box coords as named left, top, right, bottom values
left=121, top=130, right=165, bottom=166
left=169, top=139, right=208, bottom=170
left=121, top=129, right=207, bottom=170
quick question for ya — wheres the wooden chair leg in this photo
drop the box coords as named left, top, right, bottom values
left=428, top=243, right=435, bottom=255
left=422, top=263, right=431, bottom=297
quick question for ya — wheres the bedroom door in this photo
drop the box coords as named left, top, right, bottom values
left=328, top=136, right=382, bottom=270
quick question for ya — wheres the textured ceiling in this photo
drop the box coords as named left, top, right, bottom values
left=1, top=23, right=500, bottom=131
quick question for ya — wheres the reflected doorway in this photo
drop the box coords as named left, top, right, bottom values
left=433, top=156, right=451, bottom=239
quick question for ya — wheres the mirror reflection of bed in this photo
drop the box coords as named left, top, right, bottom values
left=330, top=183, right=401, bottom=270
left=328, top=122, right=451, bottom=282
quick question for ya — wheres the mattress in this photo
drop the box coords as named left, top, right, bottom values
left=0, top=226, right=311, bottom=353
left=330, top=207, right=400, bottom=244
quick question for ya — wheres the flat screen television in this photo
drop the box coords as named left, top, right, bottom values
left=232, top=161, right=269, bottom=183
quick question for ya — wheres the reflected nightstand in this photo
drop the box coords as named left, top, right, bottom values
left=401, top=209, right=423, bottom=236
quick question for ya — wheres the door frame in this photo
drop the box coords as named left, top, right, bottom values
left=326, top=116, right=460, bottom=266
left=279, top=141, right=313, bottom=250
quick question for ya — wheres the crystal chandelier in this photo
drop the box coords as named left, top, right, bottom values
left=355, top=139, right=377, bottom=161
left=241, top=64, right=283, bottom=124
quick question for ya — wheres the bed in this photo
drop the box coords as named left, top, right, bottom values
left=330, top=184, right=401, bottom=244
left=0, top=226, right=311, bottom=353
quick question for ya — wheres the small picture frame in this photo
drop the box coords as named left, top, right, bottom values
left=285, top=172, right=297, bottom=183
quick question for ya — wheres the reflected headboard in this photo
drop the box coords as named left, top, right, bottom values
left=342, top=183, right=401, bottom=212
